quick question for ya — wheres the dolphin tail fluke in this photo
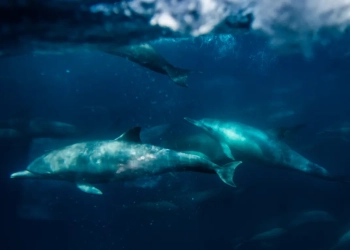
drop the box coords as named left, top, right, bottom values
left=214, top=161, right=242, bottom=187
left=164, top=66, right=192, bottom=87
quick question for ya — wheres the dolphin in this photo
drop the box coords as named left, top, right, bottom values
left=184, top=117, right=348, bottom=183
left=287, top=210, right=336, bottom=229
left=157, top=124, right=306, bottom=165
left=100, top=43, right=192, bottom=87
left=317, top=122, right=350, bottom=142
left=0, top=118, right=80, bottom=139
left=1, top=43, right=193, bottom=87
left=10, top=127, right=242, bottom=195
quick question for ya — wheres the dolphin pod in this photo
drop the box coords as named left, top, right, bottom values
left=184, top=117, right=349, bottom=184
left=10, top=127, right=242, bottom=195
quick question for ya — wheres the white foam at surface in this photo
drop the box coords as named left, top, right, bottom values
left=124, top=0, right=350, bottom=55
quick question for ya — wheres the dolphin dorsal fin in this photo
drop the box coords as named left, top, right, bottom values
left=115, top=127, right=142, bottom=143
left=267, top=128, right=286, bottom=140
left=267, top=124, right=306, bottom=140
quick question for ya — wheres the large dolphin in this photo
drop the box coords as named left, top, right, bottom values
left=184, top=117, right=348, bottom=183
left=157, top=124, right=306, bottom=165
left=100, top=43, right=192, bottom=87
left=10, top=127, right=242, bottom=195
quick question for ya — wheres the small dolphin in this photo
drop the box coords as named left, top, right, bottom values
left=10, top=127, right=242, bottom=195
left=288, top=210, right=336, bottom=229
left=317, top=122, right=350, bottom=142
left=0, top=118, right=80, bottom=139
left=1, top=43, right=193, bottom=87
left=101, top=43, right=192, bottom=87
left=184, top=117, right=349, bottom=183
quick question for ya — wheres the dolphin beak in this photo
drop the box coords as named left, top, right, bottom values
left=184, top=117, right=202, bottom=127
left=10, top=170, right=38, bottom=179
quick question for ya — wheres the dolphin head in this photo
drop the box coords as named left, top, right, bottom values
left=11, top=156, right=57, bottom=180
left=184, top=117, right=219, bottom=134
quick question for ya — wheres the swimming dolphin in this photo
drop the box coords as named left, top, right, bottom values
left=184, top=117, right=348, bottom=183
left=1, top=43, right=193, bottom=87
left=10, top=127, right=242, bottom=195
left=0, top=118, right=80, bottom=139
left=317, top=122, right=350, bottom=142
left=157, top=124, right=306, bottom=165
left=100, top=43, right=192, bottom=87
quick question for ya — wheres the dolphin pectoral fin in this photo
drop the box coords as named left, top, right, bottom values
left=266, top=128, right=285, bottom=140
left=268, top=124, right=306, bottom=140
left=215, top=161, right=242, bottom=187
left=76, top=183, right=103, bottom=195
left=220, top=142, right=235, bottom=160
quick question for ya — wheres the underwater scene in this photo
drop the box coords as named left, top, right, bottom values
left=2, top=0, right=350, bottom=249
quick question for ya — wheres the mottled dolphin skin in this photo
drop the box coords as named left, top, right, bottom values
left=100, top=43, right=192, bottom=87
left=184, top=117, right=348, bottom=183
left=10, top=127, right=242, bottom=195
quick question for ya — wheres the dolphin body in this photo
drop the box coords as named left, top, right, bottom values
left=184, top=117, right=347, bottom=183
left=157, top=124, right=306, bottom=165
left=1, top=43, right=192, bottom=87
left=10, top=127, right=242, bottom=195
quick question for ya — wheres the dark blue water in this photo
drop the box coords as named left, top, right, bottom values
left=1, top=34, right=350, bottom=250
